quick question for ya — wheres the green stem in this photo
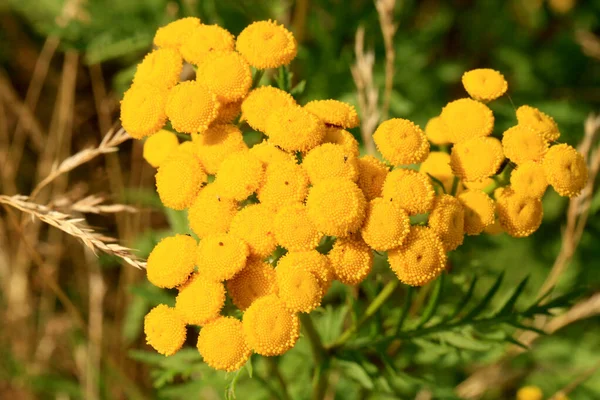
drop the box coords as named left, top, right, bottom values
left=266, top=357, right=292, bottom=400
left=299, top=314, right=329, bottom=400
left=395, top=286, right=414, bottom=336
left=251, top=69, right=265, bottom=88
left=484, top=162, right=515, bottom=195
left=450, top=176, right=460, bottom=196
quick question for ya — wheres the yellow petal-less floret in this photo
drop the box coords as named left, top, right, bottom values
left=322, top=127, right=360, bottom=156
left=496, top=187, right=543, bottom=238
left=156, top=152, right=207, bottom=210
left=458, top=190, right=495, bottom=235
left=276, top=265, right=323, bottom=313
left=227, top=258, right=277, bottom=310
left=461, top=69, right=508, bottom=102
left=248, top=141, right=296, bottom=167
left=188, top=183, right=238, bottom=239
left=381, top=169, right=435, bottom=215
left=274, top=203, right=323, bottom=251
left=197, top=234, right=249, bottom=281
left=257, top=159, right=309, bottom=210
left=276, top=251, right=333, bottom=292
left=180, top=24, right=235, bottom=66
left=241, top=86, right=296, bottom=133
left=133, top=48, right=183, bottom=90
left=306, top=178, right=367, bottom=237
left=198, top=52, right=252, bottom=103
left=373, top=118, right=430, bottom=166
left=440, top=98, right=494, bottom=143
left=175, top=275, right=225, bottom=326
left=388, top=226, right=447, bottom=287
left=304, top=100, right=360, bottom=129
left=356, top=155, right=389, bottom=201
left=197, top=317, right=251, bottom=372
left=229, top=204, right=277, bottom=258
left=328, top=236, right=373, bottom=285
left=236, top=20, right=297, bottom=69
left=166, top=81, right=220, bottom=134
left=302, top=143, right=359, bottom=184
left=154, top=17, right=201, bottom=50
left=516, top=386, right=543, bottom=400
left=420, top=151, right=454, bottom=194
left=542, top=144, right=588, bottom=197
left=450, top=137, right=504, bottom=182
left=516, top=105, right=560, bottom=142
left=425, top=116, right=451, bottom=145
left=428, top=194, right=465, bottom=251
left=193, top=124, right=249, bottom=175
left=265, top=105, right=326, bottom=153
left=502, top=125, right=548, bottom=165
left=144, top=305, right=186, bottom=356
left=147, top=234, right=197, bottom=289
left=360, top=198, right=410, bottom=251
left=214, top=99, right=243, bottom=124
left=143, top=129, right=179, bottom=168
left=215, top=152, right=264, bottom=201
left=120, top=83, right=167, bottom=139
left=510, top=161, right=548, bottom=199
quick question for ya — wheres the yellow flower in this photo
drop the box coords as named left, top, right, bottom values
left=227, top=258, right=277, bottom=310
left=373, top=118, right=430, bottom=165
left=214, top=152, right=264, bottom=201
left=502, top=125, right=548, bottom=165
left=188, top=183, right=238, bottom=239
left=143, top=129, right=179, bottom=168
left=146, top=234, right=197, bottom=288
left=360, top=198, right=410, bottom=251
left=302, top=143, right=359, bottom=184
left=458, top=190, right=495, bottom=235
left=175, top=274, right=225, bottom=325
left=328, top=236, right=373, bottom=285
left=274, top=203, right=323, bottom=251
left=450, top=137, right=504, bottom=182
left=516, top=105, right=560, bottom=142
left=425, top=116, right=451, bottom=145
left=229, top=204, right=277, bottom=257
left=248, top=141, right=296, bottom=167
left=133, top=48, right=183, bottom=90
left=322, top=127, right=360, bottom=156
left=265, top=105, right=326, bottom=152
left=484, top=217, right=504, bottom=235
left=382, top=169, right=435, bottom=215
left=516, top=386, right=543, bottom=400
left=154, top=17, right=201, bottom=50
left=193, top=124, right=248, bottom=175
left=197, top=234, right=249, bottom=281
left=242, top=294, right=300, bottom=356
left=180, top=24, right=235, bottom=66
left=166, top=81, right=220, bottom=134
left=388, top=226, right=447, bottom=287
left=306, top=178, right=367, bottom=237
left=236, top=20, right=297, bottom=69
left=420, top=151, right=454, bottom=193
left=144, top=305, right=186, bottom=356
left=542, top=143, right=588, bottom=197
left=461, top=69, right=508, bottom=102
left=276, top=251, right=333, bottom=292
left=428, top=194, right=465, bottom=251
left=276, top=264, right=323, bottom=313
left=156, top=151, right=207, bottom=210
left=198, top=52, right=252, bottom=103
left=496, top=187, right=543, bottom=238
left=120, top=83, right=167, bottom=139
left=257, top=159, right=309, bottom=210
left=440, top=98, right=494, bottom=143
left=356, top=155, right=389, bottom=201
left=197, top=317, right=251, bottom=372
left=510, top=161, right=548, bottom=199
left=214, top=99, right=243, bottom=124
left=304, top=100, right=360, bottom=129
left=241, top=86, right=296, bottom=133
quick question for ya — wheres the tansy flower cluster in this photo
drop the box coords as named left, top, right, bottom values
left=120, top=18, right=588, bottom=373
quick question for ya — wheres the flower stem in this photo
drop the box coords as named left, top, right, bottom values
left=266, top=357, right=292, bottom=400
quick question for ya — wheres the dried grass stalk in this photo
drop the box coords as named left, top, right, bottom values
left=375, top=0, right=397, bottom=120
left=51, top=194, right=138, bottom=215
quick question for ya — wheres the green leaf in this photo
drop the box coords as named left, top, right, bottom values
left=496, top=276, right=529, bottom=316
left=337, top=360, right=375, bottom=390
left=290, top=80, right=306, bottom=97
left=417, top=274, right=445, bottom=328
left=462, top=272, right=505, bottom=321
left=225, top=369, right=244, bottom=400
left=437, top=332, right=491, bottom=351
left=446, top=276, right=478, bottom=321
left=86, top=31, right=153, bottom=64
left=245, top=357, right=253, bottom=378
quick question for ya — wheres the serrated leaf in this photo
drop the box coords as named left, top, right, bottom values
left=446, top=276, right=478, bottom=322
left=337, top=360, right=375, bottom=390
left=438, top=332, right=491, bottom=351
left=496, top=276, right=529, bottom=316
left=417, top=274, right=445, bottom=328
left=462, top=272, right=505, bottom=321
left=504, top=335, right=529, bottom=350
left=290, top=80, right=306, bottom=97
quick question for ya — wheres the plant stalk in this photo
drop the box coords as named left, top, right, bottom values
left=299, top=313, right=329, bottom=400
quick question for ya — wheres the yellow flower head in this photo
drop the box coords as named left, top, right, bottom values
left=197, top=317, right=251, bottom=372
left=133, top=48, right=183, bottom=90
left=257, top=159, right=309, bottom=210
left=229, top=204, right=277, bottom=257
left=382, top=169, right=435, bottom=215
left=425, top=116, right=451, bottom=145
left=373, top=118, right=430, bottom=165
left=440, top=98, right=494, bottom=143
left=458, top=190, right=495, bottom=235
left=516, top=385, right=543, bottom=400
left=197, top=234, right=249, bottom=281
left=328, top=236, right=373, bottom=285
left=193, top=124, right=248, bottom=175
left=236, top=20, right=297, bottom=69
left=227, top=258, right=277, bottom=310
left=450, top=137, right=504, bottom=182
left=154, top=17, right=201, bottom=50
left=188, top=183, right=238, bottom=239
left=214, top=99, right=242, bottom=124
left=356, top=155, right=389, bottom=201
left=388, top=226, right=447, bottom=287
left=215, top=152, right=264, bottom=201
left=516, top=105, right=560, bottom=142
left=144, top=305, right=186, bottom=356
left=156, top=151, right=207, bottom=210
left=147, top=234, right=197, bottom=288
left=265, top=105, right=326, bottom=152
left=180, top=24, right=235, bottom=66
left=542, top=143, right=588, bottom=197
left=248, top=141, right=296, bottom=167
left=276, top=264, right=323, bottom=313
left=241, top=86, right=296, bottom=133
left=420, top=151, right=454, bottom=194
left=274, top=203, right=323, bottom=251
left=120, top=83, right=167, bottom=139
left=510, top=161, right=548, bottom=199
left=198, top=52, right=252, bottom=103
left=360, top=198, right=410, bottom=251
left=461, top=69, right=508, bottom=102
left=143, top=129, right=179, bottom=168
left=322, top=127, right=360, bottom=157
left=306, top=178, right=367, bottom=237
left=496, top=187, right=543, bottom=237
left=302, top=143, right=359, bottom=184
left=304, top=100, right=360, bottom=129
left=428, top=194, right=465, bottom=251
left=276, top=250, right=333, bottom=292
left=502, top=125, right=548, bottom=165
left=175, top=275, right=225, bottom=325
left=166, top=81, right=220, bottom=134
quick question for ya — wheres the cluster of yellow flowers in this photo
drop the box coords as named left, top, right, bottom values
left=120, top=18, right=589, bottom=372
